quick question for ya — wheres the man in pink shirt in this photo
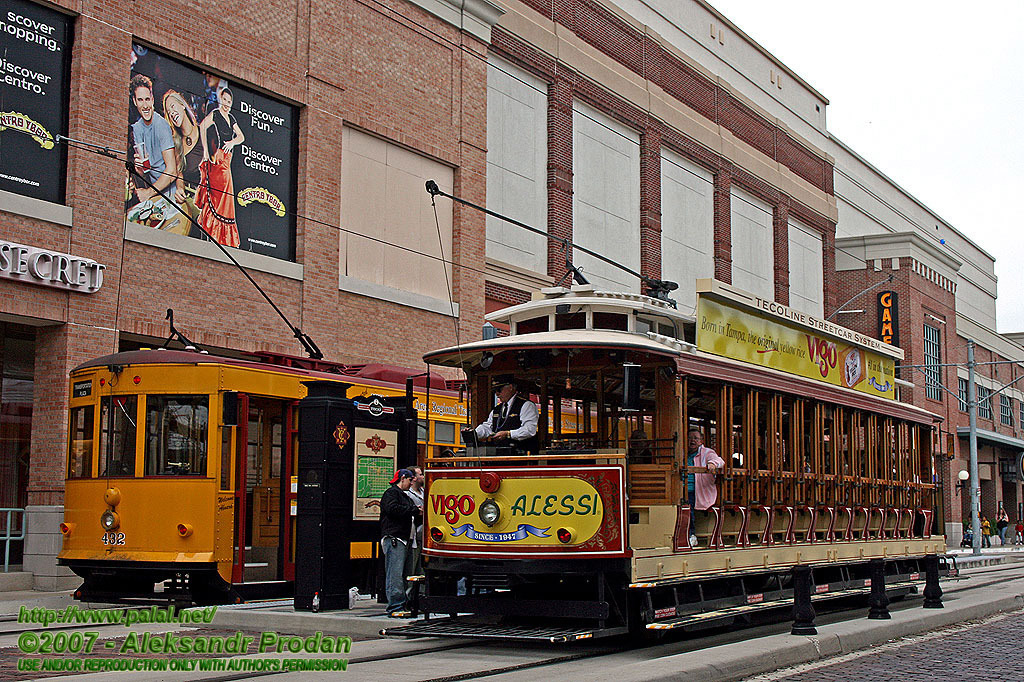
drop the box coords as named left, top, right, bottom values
left=685, top=428, right=724, bottom=547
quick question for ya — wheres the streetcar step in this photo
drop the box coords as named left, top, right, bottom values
left=380, top=616, right=628, bottom=643
left=647, top=583, right=918, bottom=631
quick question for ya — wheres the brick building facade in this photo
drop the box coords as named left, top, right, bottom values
left=1, top=0, right=501, bottom=587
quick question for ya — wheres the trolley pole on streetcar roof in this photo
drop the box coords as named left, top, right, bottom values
left=967, top=340, right=982, bottom=556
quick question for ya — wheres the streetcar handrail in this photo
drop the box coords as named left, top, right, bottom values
left=0, top=508, right=25, bottom=573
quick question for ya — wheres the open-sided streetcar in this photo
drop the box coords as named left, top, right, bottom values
left=384, top=280, right=949, bottom=642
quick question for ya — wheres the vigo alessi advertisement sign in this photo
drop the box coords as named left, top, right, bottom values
left=697, top=296, right=897, bottom=399
left=0, top=0, right=71, bottom=203
left=127, top=44, right=296, bottom=261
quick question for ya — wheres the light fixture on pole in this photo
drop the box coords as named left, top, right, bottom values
left=955, top=469, right=969, bottom=495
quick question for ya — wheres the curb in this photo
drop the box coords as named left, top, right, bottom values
left=208, top=606, right=401, bottom=640
left=597, top=590, right=1024, bottom=682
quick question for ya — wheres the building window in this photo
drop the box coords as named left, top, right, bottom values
left=661, top=149, right=714, bottom=312
left=340, top=127, right=454, bottom=310
left=1001, top=394, right=1014, bottom=426
left=573, top=101, right=641, bottom=291
left=730, top=186, right=774, bottom=299
left=486, top=56, right=548, bottom=274
left=922, top=324, right=942, bottom=401
left=977, top=385, right=992, bottom=420
left=788, top=219, right=824, bottom=317
left=958, top=378, right=968, bottom=412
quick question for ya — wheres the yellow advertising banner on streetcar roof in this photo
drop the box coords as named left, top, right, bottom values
left=696, top=296, right=896, bottom=399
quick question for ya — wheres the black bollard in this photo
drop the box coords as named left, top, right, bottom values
left=867, top=558, right=890, bottom=619
left=791, top=565, right=817, bottom=635
left=923, top=554, right=944, bottom=609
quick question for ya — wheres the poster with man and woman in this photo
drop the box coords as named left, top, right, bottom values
left=127, top=44, right=296, bottom=261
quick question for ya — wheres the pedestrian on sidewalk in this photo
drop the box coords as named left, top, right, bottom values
left=404, top=465, right=425, bottom=598
left=981, top=515, right=992, bottom=548
left=1015, top=519, right=1024, bottom=545
left=380, top=469, right=420, bottom=617
left=996, top=508, right=1009, bottom=545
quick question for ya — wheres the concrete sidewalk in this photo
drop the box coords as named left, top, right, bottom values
left=206, top=595, right=407, bottom=640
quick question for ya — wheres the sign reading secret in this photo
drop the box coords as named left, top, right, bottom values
left=0, top=239, right=104, bottom=293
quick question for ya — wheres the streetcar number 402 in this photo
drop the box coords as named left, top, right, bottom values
left=101, top=532, right=125, bottom=546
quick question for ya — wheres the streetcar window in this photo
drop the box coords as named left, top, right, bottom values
left=271, top=419, right=283, bottom=479
left=220, top=426, right=232, bottom=489
left=435, top=421, right=456, bottom=444
left=516, top=316, right=548, bottom=334
left=554, top=311, right=586, bottom=330
left=417, top=419, right=428, bottom=441
left=145, top=395, right=209, bottom=476
left=67, top=405, right=94, bottom=479
left=99, top=395, right=137, bottom=477
left=593, top=312, right=627, bottom=331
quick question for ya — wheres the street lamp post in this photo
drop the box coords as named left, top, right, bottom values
left=967, top=340, right=982, bottom=555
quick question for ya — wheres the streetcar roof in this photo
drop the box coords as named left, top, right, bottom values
left=424, top=329, right=689, bottom=367
left=72, top=348, right=458, bottom=393
left=484, top=287, right=694, bottom=327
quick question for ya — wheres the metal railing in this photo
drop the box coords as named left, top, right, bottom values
left=1, top=508, right=26, bottom=573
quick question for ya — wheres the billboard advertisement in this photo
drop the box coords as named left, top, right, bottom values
left=0, top=0, right=71, bottom=203
left=127, top=44, right=296, bottom=261
left=697, top=296, right=897, bottom=400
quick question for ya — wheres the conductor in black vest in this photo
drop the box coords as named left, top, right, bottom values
left=473, top=376, right=540, bottom=455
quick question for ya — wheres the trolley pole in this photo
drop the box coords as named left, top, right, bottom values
left=967, top=340, right=982, bottom=556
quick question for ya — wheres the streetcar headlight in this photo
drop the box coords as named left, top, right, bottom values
left=100, top=510, right=120, bottom=531
left=478, top=499, right=500, bottom=527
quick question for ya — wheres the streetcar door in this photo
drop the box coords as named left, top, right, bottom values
left=235, top=397, right=286, bottom=582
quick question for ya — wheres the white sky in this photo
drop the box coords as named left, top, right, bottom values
left=707, top=0, right=1024, bottom=331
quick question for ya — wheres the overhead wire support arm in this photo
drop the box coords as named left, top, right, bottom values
left=424, top=180, right=679, bottom=306
left=826, top=274, right=895, bottom=321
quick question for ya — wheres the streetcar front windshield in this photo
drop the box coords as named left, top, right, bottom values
left=145, top=395, right=208, bottom=476
left=100, top=395, right=137, bottom=477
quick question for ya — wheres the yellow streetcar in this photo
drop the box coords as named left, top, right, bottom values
left=58, top=347, right=463, bottom=604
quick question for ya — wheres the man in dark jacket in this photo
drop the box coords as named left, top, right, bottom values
left=380, top=469, right=420, bottom=616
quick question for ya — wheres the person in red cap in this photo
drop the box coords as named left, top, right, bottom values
left=380, top=469, right=419, bottom=616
